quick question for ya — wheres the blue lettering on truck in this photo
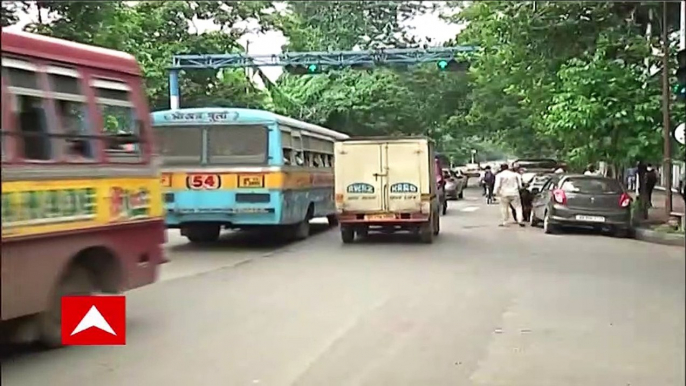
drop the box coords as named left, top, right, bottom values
left=390, top=183, right=418, bottom=193
left=347, top=183, right=375, bottom=194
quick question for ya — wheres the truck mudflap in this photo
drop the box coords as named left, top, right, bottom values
left=337, top=211, right=430, bottom=224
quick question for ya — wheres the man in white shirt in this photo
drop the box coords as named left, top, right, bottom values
left=584, top=164, right=602, bottom=176
left=494, top=163, right=525, bottom=227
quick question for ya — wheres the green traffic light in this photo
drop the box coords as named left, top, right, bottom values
left=307, top=64, right=318, bottom=73
left=437, top=60, right=448, bottom=70
left=673, top=84, right=686, bottom=97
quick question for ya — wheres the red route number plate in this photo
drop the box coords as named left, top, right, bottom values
left=186, top=174, right=221, bottom=190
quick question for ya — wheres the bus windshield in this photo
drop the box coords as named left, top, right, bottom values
left=155, top=124, right=269, bottom=165
left=206, top=125, right=268, bottom=165
left=155, top=126, right=203, bottom=165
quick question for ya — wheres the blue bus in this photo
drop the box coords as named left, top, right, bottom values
left=151, top=107, right=349, bottom=243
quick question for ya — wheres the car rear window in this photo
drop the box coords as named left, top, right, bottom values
left=560, top=178, right=623, bottom=194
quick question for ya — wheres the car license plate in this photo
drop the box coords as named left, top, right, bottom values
left=576, top=215, right=605, bottom=222
left=366, top=214, right=395, bottom=221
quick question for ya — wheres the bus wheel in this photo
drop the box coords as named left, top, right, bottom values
left=326, top=215, right=339, bottom=227
left=38, top=265, right=95, bottom=348
left=186, top=225, right=220, bottom=243
left=341, top=227, right=355, bottom=243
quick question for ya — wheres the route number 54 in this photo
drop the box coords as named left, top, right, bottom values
left=186, top=174, right=221, bottom=190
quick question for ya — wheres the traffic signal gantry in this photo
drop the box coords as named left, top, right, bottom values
left=168, top=46, right=478, bottom=109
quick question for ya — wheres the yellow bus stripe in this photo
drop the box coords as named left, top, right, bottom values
left=161, top=171, right=334, bottom=190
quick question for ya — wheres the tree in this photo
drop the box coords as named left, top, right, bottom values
left=22, top=1, right=275, bottom=110
left=451, top=1, right=671, bottom=168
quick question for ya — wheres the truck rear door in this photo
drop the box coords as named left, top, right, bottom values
left=337, top=142, right=384, bottom=212
left=385, top=141, right=425, bottom=213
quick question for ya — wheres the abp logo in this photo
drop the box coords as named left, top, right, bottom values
left=61, top=296, right=126, bottom=346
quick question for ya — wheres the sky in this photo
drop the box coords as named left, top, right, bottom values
left=7, top=2, right=465, bottom=83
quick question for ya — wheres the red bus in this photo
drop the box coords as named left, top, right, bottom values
left=1, top=30, right=165, bottom=346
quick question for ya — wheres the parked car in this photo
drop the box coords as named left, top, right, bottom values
left=526, top=173, right=554, bottom=193
left=443, top=168, right=466, bottom=200
left=529, top=174, right=632, bottom=237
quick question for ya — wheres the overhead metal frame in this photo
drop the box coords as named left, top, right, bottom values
left=168, top=46, right=479, bottom=109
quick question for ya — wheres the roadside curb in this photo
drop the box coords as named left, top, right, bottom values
left=633, top=227, right=685, bottom=247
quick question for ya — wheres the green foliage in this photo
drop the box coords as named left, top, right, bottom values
left=453, top=1, right=674, bottom=167
left=3, top=1, right=676, bottom=167
left=22, top=1, right=274, bottom=110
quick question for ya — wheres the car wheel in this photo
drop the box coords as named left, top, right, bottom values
left=530, top=212, right=541, bottom=227
left=543, top=212, right=557, bottom=234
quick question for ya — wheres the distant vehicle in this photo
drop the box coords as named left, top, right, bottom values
left=463, top=163, right=481, bottom=178
left=529, top=175, right=632, bottom=237
left=443, top=168, right=466, bottom=200
left=152, top=108, right=349, bottom=243
left=334, top=136, right=441, bottom=244
left=512, top=158, right=561, bottom=173
left=1, top=30, right=165, bottom=346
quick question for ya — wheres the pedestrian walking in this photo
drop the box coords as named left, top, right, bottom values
left=626, top=166, right=637, bottom=191
left=494, top=163, right=525, bottom=227
left=645, top=164, right=658, bottom=208
left=482, top=166, right=496, bottom=204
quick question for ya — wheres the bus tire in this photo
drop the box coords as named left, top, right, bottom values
left=186, top=225, right=220, bottom=243
left=293, top=206, right=314, bottom=240
left=341, top=227, right=355, bottom=243
left=326, top=214, right=339, bottom=227
left=38, top=265, right=95, bottom=348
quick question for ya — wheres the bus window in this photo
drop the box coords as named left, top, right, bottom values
left=93, top=78, right=140, bottom=160
left=47, top=67, right=92, bottom=161
left=2, top=59, right=51, bottom=161
left=280, top=130, right=293, bottom=165
left=206, top=125, right=268, bottom=165
left=155, top=126, right=203, bottom=165
left=313, top=153, right=323, bottom=168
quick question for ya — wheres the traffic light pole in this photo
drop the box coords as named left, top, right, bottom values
left=168, top=46, right=477, bottom=109
left=662, top=2, right=674, bottom=219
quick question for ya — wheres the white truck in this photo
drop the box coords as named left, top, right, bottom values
left=334, top=136, right=441, bottom=244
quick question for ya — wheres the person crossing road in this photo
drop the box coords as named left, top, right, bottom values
left=494, top=163, right=525, bottom=227
left=482, top=166, right=496, bottom=204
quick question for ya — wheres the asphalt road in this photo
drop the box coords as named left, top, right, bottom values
left=2, top=188, right=684, bottom=386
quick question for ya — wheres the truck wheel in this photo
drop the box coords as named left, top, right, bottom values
left=186, top=225, right=220, bottom=243
left=341, top=227, right=355, bottom=244
left=419, top=217, right=434, bottom=244
left=326, top=215, right=339, bottom=227
left=38, top=265, right=96, bottom=348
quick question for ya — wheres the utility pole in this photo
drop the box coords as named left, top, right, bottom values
left=662, top=1, right=673, bottom=218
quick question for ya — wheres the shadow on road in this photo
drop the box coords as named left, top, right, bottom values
left=0, top=343, right=47, bottom=363
left=167, top=222, right=332, bottom=253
